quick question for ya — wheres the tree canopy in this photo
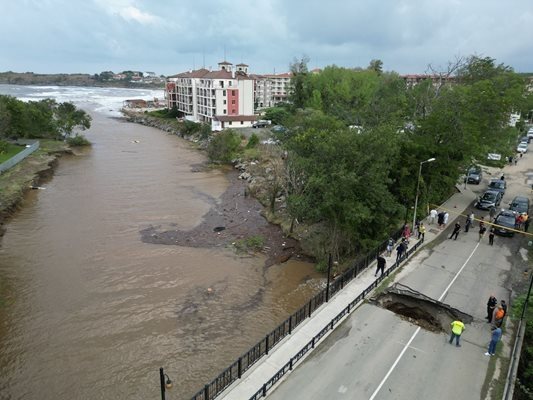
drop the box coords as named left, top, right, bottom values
left=271, top=55, right=528, bottom=261
left=0, top=95, right=91, bottom=140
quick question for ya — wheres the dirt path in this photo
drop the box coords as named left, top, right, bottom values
left=140, top=169, right=313, bottom=267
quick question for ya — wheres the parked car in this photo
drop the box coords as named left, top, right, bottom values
left=476, top=190, right=503, bottom=210
left=516, top=142, right=528, bottom=153
left=488, top=179, right=506, bottom=196
left=509, top=195, right=530, bottom=215
left=493, top=210, right=517, bottom=237
left=527, top=128, right=533, bottom=140
left=520, top=136, right=530, bottom=144
left=466, top=166, right=483, bottom=184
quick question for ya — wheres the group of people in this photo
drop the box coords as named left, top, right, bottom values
left=429, top=209, right=450, bottom=229
left=449, top=295, right=507, bottom=356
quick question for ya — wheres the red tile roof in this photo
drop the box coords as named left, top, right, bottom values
left=215, top=115, right=257, bottom=122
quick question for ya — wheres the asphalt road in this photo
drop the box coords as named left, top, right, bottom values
left=267, top=153, right=532, bottom=400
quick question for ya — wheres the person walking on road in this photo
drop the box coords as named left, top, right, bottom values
left=449, top=319, right=465, bottom=347
left=485, top=326, right=502, bottom=356
left=402, top=223, right=411, bottom=243
left=489, top=228, right=495, bottom=245
left=429, top=208, right=438, bottom=225
left=418, top=223, right=426, bottom=240
left=443, top=212, right=449, bottom=228
left=375, top=255, right=386, bottom=277
left=450, top=222, right=461, bottom=240
left=486, top=295, right=497, bottom=323
left=479, top=223, right=487, bottom=242
left=386, top=238, right=394, bottom=257
left=489, top=206, right=497, bottom=221
left=396, top=241, right=406, bottom=262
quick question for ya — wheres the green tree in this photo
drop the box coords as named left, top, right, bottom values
left=368, top=59, right=383, bottom=75
left=263, top=107, right=290, bottom=125
left=54, top=102, right=91, bottom=138
left=207, top=129, right=242, bottom=163
left=289, top=55, right=310, bottom=109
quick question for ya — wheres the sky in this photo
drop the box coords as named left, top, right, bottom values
left=1, top=0, right=533, bottom=76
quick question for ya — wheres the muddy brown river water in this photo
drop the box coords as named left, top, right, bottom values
left=0, top=102, right=321, bottom=399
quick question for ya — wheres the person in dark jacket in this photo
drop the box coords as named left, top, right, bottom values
left=486, top=295, right=497, bottom=323
left=375, top=255, right=386, bottom=277
left=449, top=222, right=461, bottom=240
left=396, top=241, right=406, bottom=262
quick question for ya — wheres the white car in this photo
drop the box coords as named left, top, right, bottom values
left=517, top=142, right=528, bottom=153
left=528, top=128, right=533, bottom=140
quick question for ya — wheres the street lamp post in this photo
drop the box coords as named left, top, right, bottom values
left=413, top=158, right=436, bottom=234
left=160, top=368, right=173, bottom=400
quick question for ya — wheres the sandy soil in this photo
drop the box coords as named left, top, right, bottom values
left=140, top=169, right=313, bottom=267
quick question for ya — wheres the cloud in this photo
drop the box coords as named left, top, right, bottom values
left=0, top=0, right=532, bottom=75
left=94, top=0, right=161, bottom=25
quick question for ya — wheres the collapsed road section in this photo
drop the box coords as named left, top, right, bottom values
left=371, top=283, right=473, bottom=333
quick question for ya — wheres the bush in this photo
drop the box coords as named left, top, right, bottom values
left=234, top=235, right=265, bottom=252
left=0, top=139, right=8, bottom=154
left=66, top=134, right=91, bottom=146
left=207, top=130, right=242, bottom=163
left=246, top=133, right=259, bottom=148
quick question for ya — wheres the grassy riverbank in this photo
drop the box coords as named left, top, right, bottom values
left=0, top=140, right=71, bottom=236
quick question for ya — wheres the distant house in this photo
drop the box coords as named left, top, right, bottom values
left=123, top=99, right=147, bottom=108
left=401, top=74, right=455, bottom=88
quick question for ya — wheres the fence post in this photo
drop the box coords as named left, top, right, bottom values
left=289, top=316, right=292, bottom=334
left=326, top=253, right=332, bottom=302
left=204, top=384, right=209, bottom=400
left=308, top=300, right=312, bottom=317
left=238, top=357, right=242, bottom=379
left=265, top=335, right=270, bottom=355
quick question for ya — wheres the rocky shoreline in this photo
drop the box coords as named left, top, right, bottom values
left=123, top=111, right=313, bottom=267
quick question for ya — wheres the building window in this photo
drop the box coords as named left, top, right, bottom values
left=220, top=81, right=224, bottom=88
left=223, top=100, right=226, bottom=104
left=229, top=121, right=232, bottom=125
left=223, top=90, right=226, bottom=96
left=232, top=90, right=236, bottom=95
left=223, top=109, right=227, bottom=114
left=231, top=100, right=235, bottom=104
left=240, top=121, right=244, bottom=125
left=232, top=109, right=236, bottom=114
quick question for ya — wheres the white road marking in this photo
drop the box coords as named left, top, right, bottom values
left=394, top=341, right=427, bottom=353
left=368, top=241, right=481, bottom=400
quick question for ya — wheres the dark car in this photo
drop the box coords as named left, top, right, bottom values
left=509, top=196, right=530, bottom=215
left=466, top=167, right=483, bottom=184
left=476, top=190, right=503, bottom=210
left=493, top=210, right=517, bottom=237
left=488, top=179, right=506, bottom=196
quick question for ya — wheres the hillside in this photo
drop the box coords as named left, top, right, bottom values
left=0, top=71, right=164, bottom=89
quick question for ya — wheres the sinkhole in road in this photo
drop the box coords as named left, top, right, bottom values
left=372, top=284, right=473, bottom=333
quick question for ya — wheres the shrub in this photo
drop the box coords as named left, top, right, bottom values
left=0, top=139, right=8, bottom=154
left=234, top=235, right=265, bottom=252
left=66, top=134, right=91, bottom=146
left=207, top=130, right=242, bottom=163
left=246, top=133, right=259, bottom=148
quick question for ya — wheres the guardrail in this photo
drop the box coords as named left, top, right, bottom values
left=248, top=238, right=424, bottom=400
left=189, top=227, right=412, bottom=400
left=0, top=141, right=40, bottom=174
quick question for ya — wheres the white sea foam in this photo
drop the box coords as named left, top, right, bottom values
left=0, top=84, right=165, bottom=116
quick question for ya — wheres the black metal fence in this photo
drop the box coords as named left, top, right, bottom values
left=189, top=227, right=414, bottom=400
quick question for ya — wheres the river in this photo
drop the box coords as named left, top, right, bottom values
left=0, top=85, right=321, bottom=399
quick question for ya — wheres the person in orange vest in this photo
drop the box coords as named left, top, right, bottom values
left=449, top=319, right=465, bottom=347
left=493, top=305, right=505, bottom=328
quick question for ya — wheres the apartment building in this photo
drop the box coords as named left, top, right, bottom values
left=251, top=72, right=292, bottom=109
left=166, top=61, right=255, bottom=130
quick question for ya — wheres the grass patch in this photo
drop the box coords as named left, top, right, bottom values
left=0, top=143, right=24, bottom=163
left=233, top=235, right=265, bottom=253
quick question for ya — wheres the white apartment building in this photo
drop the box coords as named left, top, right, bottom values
left=166, top=61, right=256, bottom=130
left=251, top=72, right=292, bottom=109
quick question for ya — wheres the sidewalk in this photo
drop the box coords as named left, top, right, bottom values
left=219, top=186, right=478, bottom=400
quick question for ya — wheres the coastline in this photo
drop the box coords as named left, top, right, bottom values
left=122, top=111, right=314, bottom=267
left=0, top=142, right=72, bottom=238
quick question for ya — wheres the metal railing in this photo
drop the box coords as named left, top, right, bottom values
left=0, top=140, right=40, bottom=174
left=188, top=227, right=413, bottom=400
left=248, top=238, right=424, bottom=400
